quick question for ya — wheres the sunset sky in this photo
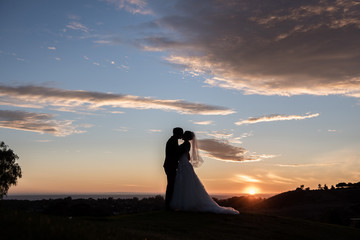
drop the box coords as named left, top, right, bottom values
left=1, top=0, right=360, bottom=196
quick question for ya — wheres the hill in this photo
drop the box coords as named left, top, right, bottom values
left=252, top=188, right=360, bottom=226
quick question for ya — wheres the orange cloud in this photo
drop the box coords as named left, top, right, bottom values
left=235, top=113, right=320, bottom=125
left=141, top=0, right=360, bottom=97
left=197, top=138, right=274, bottom=162
left=0, top=85, right=234, bottom=116
left=0, top=110, right=84, bottom=136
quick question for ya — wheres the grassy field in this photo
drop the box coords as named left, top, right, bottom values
left=1, top=208, right=360, bottom=240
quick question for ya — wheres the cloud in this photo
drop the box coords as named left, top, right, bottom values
left=147, top=129, right=162, bottom=133
left=235, top=113, right=320, bottom=125
left=0, top=85, right=234, bottom=115
left=35, top=139, right=53, bottom=143
left=266, top=173, right=295, bottom=184
left=201, top=130, right=234, bottom=139
left=193, top=120, right=213, bottom=125
left=234, top=174, right=262, bottom=183
left=0, top=110, right=84, bottom=136
left=105, top=0, right=152, bottom=15
left=66, top=21, right=89, bottom=33
left=233, top=172, right=305, bottom=185
left=198, top=129, right=254, bottom=144
left=277, top=162, right=342, bottom=168
left=142, top=0, right=360, bottom=97
left=94, top=40, right=112, bottom=44
left=47, top=47, right=56, bottom=50
left=197, top=138, right=272, bottom=162
left=115, top=127, right=129, bottom=132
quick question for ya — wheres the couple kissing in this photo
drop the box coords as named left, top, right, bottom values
left=163, top=127, right=239, bottom=214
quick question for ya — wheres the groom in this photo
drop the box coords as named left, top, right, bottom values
left=163, top=127, right=183, bottom=211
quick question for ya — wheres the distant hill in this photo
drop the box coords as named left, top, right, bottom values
left=253, top=188, right=360, bottom=226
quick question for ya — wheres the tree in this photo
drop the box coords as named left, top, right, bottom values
left=0, top=141, right=22, bottom=199
left=336, top=182, right=347, bottom=189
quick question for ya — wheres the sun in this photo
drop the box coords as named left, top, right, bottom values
left=244, top=187, right=259, bottom=195
left=248, top=189, right=256, bottom=195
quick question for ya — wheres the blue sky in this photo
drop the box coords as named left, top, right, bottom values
left=1, top=0, right=360, bottom=195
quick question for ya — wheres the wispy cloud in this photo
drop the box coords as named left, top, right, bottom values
left=234, top=174, right=262, bottom=183
left=115, top=127, right=129, bottom=132
left=141, top=0, right=360, bottom=97
left=193, top=120, right=213, bottom=125
left=35, top=139, right=53, bottom=143
left=266, top=173, right=295, bottom=184
left=105, top=0, right=152, bottom=15
left=94, top=40, right=112, bottom=44
left=198, top=129, right=253, bottom=144
left=147, top=129, right=162, bottom=133
left=277, top=162, right=342, bottom=168
left=66, top=21, right=89, bottom=33
left=0, top=110, right=84, bottom=136
left=233, top=172, right=302, bottom=185
left=197, top=138, right=273, bottom=162
left=47, top=46, right=56, bottom=50
left=235, top=113, right=319, bottom=125
left=0, top=85, right=234, bottom=115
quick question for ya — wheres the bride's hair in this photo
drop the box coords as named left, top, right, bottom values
left=183, top=131, right=194, bottom=141
left=183, top=130, right=203, bottom=167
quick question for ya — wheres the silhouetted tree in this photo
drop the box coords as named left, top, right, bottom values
left=336, top=182, right=347, bottom=188
left=323, top=184, right=329, bottom=190
left=318, top=184, right=323, bottom=190
left=330, top=185, right=335, bottom=190
left=0, top=141, right=22, bottom=199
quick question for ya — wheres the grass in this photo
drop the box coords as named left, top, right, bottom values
left=1, top=208, right=360, bottom=240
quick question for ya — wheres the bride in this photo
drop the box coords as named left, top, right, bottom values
left=170, top=131, right=239, bottom=214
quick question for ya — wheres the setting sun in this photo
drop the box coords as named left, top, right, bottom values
left=244, top=187, right=259, bottom=195
left=249, top=189, right=256, bottom=195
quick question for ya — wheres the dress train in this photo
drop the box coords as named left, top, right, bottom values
left=170, top=154, right=239, bottom=215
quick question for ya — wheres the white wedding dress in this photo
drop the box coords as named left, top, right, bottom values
left=170, top=153, right=239, bottom=215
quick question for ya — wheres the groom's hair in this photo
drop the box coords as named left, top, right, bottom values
left=173, top=127, right=183, bottom=135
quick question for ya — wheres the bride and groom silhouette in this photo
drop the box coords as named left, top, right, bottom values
left=164, top=127, right=239, bottom=214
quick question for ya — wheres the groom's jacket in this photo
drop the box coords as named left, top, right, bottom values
left=164, top=136, right=181, bottom=170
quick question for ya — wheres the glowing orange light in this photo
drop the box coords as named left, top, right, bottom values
left=249, top=189, right=256, bottom=195
left=244, top=187, right=259, bottom=195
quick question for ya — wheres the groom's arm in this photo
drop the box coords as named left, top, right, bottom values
left=179, top=142, right=190, bottom=159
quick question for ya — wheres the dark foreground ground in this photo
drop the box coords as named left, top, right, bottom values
left=1, top=188, right=360, bottom=239
left=1, top=207, right=360, bottom=240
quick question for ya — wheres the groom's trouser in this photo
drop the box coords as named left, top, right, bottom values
left=164, top=167, right=176, bottom=210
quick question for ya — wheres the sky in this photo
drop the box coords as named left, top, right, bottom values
left=1, top=0, right=360, bottom=195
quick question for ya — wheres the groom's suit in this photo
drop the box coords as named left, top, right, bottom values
left=164, top=135, right=181, bottom=210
